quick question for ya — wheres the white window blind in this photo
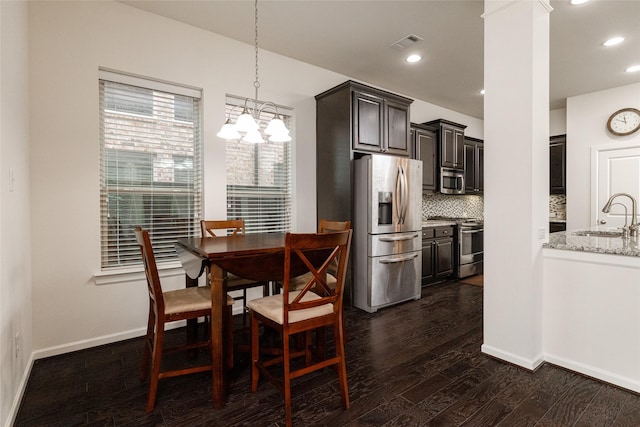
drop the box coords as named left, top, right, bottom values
left=225, top=97, right=292, bottom=233
left=99, top=71, right=202, bottom=268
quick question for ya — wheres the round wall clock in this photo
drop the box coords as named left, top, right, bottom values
left=606, top=107, right=640, bottom=136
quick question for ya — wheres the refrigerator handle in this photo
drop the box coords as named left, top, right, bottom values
left=395, top=166, right=403, bottom=224
left=400, top=165, right=408, bottom=224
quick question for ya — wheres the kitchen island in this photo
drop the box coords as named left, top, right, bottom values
left=542, top=227, right=640, bottom=393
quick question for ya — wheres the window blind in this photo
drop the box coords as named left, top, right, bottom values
left=99, top=71, right=202, bottom=268
left=225, top=97, right=292, bottom=233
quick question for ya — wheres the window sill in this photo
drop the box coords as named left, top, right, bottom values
left=94, top=261, right=185, bottom=285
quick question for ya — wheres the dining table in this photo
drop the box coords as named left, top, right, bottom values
left=176, top=232, right=328, bottom=409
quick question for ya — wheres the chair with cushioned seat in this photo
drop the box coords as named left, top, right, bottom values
left=248, top=229, right=353, bottom=427
left=135, top=226, right=234, bottom=412
left=274, top=219, right=351, bottom=293
left=200, top=219, right=271, bottom=327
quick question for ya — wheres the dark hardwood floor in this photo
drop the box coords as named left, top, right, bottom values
left=15, top=282, right=640, bottom=426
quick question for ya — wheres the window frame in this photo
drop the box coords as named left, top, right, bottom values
left=97, top=70, right=203, bottom=276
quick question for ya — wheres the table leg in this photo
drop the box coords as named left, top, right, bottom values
left=184, top=273, right=199, bottom=347
left=210, top=264, right=228, bottom=409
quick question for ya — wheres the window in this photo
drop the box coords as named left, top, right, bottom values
left=225, top=97, right=293, bottom=233
left=99, top=70, right=202, bottom=269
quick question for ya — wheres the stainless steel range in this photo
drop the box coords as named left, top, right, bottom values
left=457, top=219, right=483, bottom=279
left=428, top=217, right=484, bottom=279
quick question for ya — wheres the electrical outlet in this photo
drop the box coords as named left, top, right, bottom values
left=538, top=227, right=546, bottom=240
left=14, top=333, right=20, bottom=358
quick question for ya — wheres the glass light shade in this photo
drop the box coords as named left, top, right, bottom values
left=242, top=129, right=265, bottom=143
left=268, top=132, right=292, bottom=143
left=235, top=110, right=259, bottom=133
left=264, top=118, right=289, bottom=136
left=216, top=121, right=241, bottom=140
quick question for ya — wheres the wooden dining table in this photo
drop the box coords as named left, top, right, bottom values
left=176, top=232, right=305, bottom=409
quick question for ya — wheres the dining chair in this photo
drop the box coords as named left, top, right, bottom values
left=200, top=219, right=271, bottom=327
left=274, top=219, right=351, bottom=293
left=135, top=226, right=234, bottom=412
left=248, top=229, right=353, bottom=427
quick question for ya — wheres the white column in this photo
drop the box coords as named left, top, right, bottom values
left=481, top=0, right=551, bottom=369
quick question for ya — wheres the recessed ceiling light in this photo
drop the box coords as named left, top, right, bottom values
left=406, top=54, right=422, bottom=63
left=626, top=64, right=640, bottom=73
left=570, top=0, right=589, bottom=4
left=480, top=89, right=485, bottom=95
left=603, top=37, right=624, bottom=47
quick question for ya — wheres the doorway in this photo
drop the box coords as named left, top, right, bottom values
left=591, top=142, right=640, bottom=228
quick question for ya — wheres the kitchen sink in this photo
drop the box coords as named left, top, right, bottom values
left=572, top=230, right=623, bottom=238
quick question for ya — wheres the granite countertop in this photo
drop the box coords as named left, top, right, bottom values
left=543, top=226, right=640, bottom=257
left=422, top=219, right=457, bottom=227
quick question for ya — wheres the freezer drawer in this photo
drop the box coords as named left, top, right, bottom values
left=354, top=250, right=421, bottom=313
left=369, top=231, right=422, bottom=257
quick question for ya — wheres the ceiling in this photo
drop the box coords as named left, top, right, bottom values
left=120, top=0, right=640, bottom=119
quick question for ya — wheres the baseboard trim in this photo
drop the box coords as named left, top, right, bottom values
left=544, top=353, right=640, bottom=393
left=481, top=344, right=545, bottom=371
left=4, top=353, right=34, bottom=427
left=33, top=327, right=150, bottom=360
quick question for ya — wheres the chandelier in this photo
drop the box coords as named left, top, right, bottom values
left=217, top=0, right=291, bottom=143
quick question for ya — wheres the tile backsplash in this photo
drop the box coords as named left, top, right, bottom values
left=549, top=194, right=566, bottom=219
left=422, top=194, right=565, bottom=221
left=422, top=194, right=484, bottom=220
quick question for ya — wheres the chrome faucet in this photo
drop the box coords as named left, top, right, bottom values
left=602, top=193, right=638, bottom=238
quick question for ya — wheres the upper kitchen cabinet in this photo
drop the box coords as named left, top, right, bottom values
left=411, top=123, right=437, bottom=192
left=464, top=136, right=484, bottom=193
left=423, top=119, right=467, bottom=170
left=317, top=81, right=413, bottom=158
left=550, top=134, right=566, bottom=194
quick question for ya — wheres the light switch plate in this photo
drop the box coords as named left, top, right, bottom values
left=538, top=227, right=546, bottom=239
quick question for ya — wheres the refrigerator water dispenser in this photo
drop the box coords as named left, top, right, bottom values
left=378, top=191, right=393, bottom=225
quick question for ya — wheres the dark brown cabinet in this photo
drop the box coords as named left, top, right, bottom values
left=424, top=119, right=467, bottom=170
left=351, top=87, right=412, bottom=156
left=550, top=135, right=566, bottom=194
left=411, top=123, right=437, bottom=192
left=422, top=226, right=454, bottom=286
left=315, top=81, right=413, bottom=303
left=464, top=137, right=484, bottom=193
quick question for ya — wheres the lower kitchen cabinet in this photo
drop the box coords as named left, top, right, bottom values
left=422, top=226, right=454, bottom=285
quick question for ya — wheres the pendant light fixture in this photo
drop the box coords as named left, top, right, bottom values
left=217, top=0, right=291, bottom=143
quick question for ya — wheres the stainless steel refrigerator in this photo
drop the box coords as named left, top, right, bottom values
left=353, top=154, right=422, bottom=313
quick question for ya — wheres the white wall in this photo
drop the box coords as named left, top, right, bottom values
left=550, top=108, right=566, bottom=136
left=566, top=83, right=640, bottom=230
left=27, top=0, right=480, bottom=359
left=1, top=1, right=32, bottom=425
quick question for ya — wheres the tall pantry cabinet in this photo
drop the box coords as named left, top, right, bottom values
left=315, top=80, right=413, bottom=302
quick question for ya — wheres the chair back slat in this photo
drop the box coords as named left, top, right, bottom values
left=200, top=219, right=246, bottom=238
left=319, top=219, right=351, bottom=234
left=135, top=227, right=165, bottom=313
left=282, top=230, right=352, bottom=323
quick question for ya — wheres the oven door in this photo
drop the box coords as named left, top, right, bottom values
left=459, top=226, right=483, bottom=264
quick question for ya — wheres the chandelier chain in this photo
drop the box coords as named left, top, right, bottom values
left=254, top=0, right=260, bottom=91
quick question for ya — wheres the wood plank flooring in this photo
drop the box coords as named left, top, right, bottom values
left=15, top=282, right=640, bottom=426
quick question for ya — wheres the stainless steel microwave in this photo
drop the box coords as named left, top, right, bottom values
left=440, top=168, right=465, bottom=194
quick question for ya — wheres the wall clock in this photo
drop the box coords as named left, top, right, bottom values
left=606, top=107, right=640, bottom=136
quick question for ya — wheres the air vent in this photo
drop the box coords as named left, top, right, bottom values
left=390, top=34, right=423, bottom=50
